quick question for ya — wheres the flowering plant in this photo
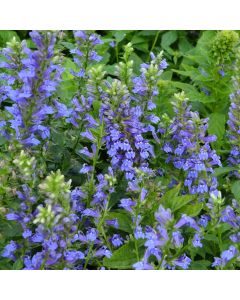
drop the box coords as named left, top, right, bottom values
left=0, top=30, right=239, bottom=270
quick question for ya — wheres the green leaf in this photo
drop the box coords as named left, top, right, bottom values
left=208, top=113, right=226, bottom=141
left=0, top=31, right=19, bottom=46
left=160, top=184, right=181, bottom=208
left=161, top=31, right=178, bottom=50
left=103, top=240, right=144, bottom=269
left=0, top=220, right=22, bottom=238
left=12, top=259, right=23, bottom=270
left=214, top=166, right=238, bottom=177
left=196, top=31, right=216, bottom=49
left=190, top=260, right=211, bottom=270
left=231, top=181, right=240, bottom=201
left=178, top=203, right=203, bottom=217
left=56, top=80, right=78, bottom=103
left=114, top=31, right=128, bottom=43
left=178, top=39, right=193, bottom=54
left=106, top=211, right=132, bottom=233
left=170, top=195, right=196, bottom=212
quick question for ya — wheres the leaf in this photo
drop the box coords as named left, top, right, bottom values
left=0, top=220, right=22, bottom=238
left=106, top=211, right=132, bottom=233
left=214, top=166, right=238, bottom=177
left=130, top=53, right=143, bottom=71
left=178, top=203, right=203, bottom=217
left=208, top=113, right=226, bottom=141
left=61, top=58, right=78, bottom=80
left=114, top=31, right=128, bottom=43
left=161, top=31, right=178, bottom=50
left=170, top=195, right=196, bottom=212
left=178, top=39, right=193, bottom=54
left=0, top=31, right=19, bottom=46
left=12, top=259, right=23, bottom=270
left=190, top=260, right=211, bottom=270
left=231, top=181, right=240, bottom=201
left=160, top=184, right=181, bottom=208
left=160, top=70, right=173, bottom=80
left=196, top=31, right=216, bottom=49
left=56, top=80, right=78, bottom=103
left=103, top=240, right=144, bottom=269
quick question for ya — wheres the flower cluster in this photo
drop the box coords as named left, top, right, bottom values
left=133, top=205, right=201, bottom=270
left=227, top=51, right=240, bottom=177
left=162, top=92, right=222, bottom=197
left=0, top=31, right=63, bottom=147
left=101, top=80, right=154, bottom=181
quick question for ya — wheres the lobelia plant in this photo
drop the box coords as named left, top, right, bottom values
left=0, top=30, right=239, bottom=270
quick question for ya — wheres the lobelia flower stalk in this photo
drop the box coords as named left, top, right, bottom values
left=227, top=49, right=240, bottom=177
left=162, top=92, right=222, bottom=197
left=0, top=31, right=64, bottom=147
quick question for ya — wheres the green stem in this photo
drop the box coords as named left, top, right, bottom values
left=149, top=31, right=161, bottom=58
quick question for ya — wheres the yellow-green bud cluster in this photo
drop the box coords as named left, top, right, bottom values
left=211, top=30, right=239, bottom=65
left=33, top=204, right=56, bottom=226
left=13, top=150, right=36, bottom=179
left=39, top=170, right=71, bottom=200
left=104, top=174, right=116, bottom=187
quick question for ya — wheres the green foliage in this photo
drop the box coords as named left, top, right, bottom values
left=103, top=240, right=144, bottom=269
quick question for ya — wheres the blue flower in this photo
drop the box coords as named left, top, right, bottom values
left=172, top=231, right=184, bottom=248
left=1, top=241, right=18, bottom=260
left=110, top=234, right=123, bottom=248
left=192, top=233, right=203, bottom=248
left=64, top=250, right=85, bottom=263
left=119, top=198, right=136, bottom=213
left=173, top=254, right=191, bottom=269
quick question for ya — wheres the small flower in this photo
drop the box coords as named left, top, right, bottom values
left=64, top=250, right=84, bottom=263
left=172, top=231, right=184, bottom=248
left=110, top=234, right=123, bottom=248
left=173, top=254, right=191, bottom=269
left=119, top=198, right=136, bottom=213
left=1, top=241, right=18, bottom=260
left=155, top=205, right=173, bottom=225
left=192, top=233, right=203, bottom=248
